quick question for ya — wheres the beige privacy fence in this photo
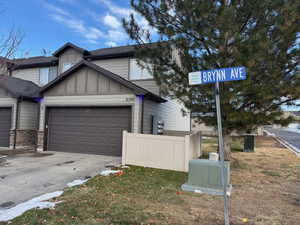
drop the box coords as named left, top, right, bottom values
left=122, top=131, right=201, bottom=172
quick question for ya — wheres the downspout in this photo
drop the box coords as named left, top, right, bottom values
left=36, top=99, right=41, bottom=151
left=141, top=96, right=145, bottom=134
left=13, top=98, right=21, bottom=150
left=190, top=111, right=192, bottom=133
left=7, top=62, right=14, bottom=77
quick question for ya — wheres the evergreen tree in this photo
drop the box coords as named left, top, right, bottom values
left=123, top=0, right=300, bottom=160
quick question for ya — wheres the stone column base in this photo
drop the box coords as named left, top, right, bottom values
left=9, top=130, right=37, bottom=149
left=37, top=130, right=45, bottom=152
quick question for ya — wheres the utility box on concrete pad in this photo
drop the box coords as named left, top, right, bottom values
left=244, top=135, right=254, bottom=152
left=182, top=159, right=232, bottom=195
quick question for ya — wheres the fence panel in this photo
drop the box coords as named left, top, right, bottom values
left=122, top=131, right=201, bottom=172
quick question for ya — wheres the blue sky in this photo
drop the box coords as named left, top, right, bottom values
left=0, top=0, right=145, bottom=57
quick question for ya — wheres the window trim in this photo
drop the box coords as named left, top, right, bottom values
left=39, top=66, right=58, bottom=86
left=39, top=67, right=50, bottom=86
left=62, top=62, right=75, bottom=73
left=129, top=58, right=153, bottom=81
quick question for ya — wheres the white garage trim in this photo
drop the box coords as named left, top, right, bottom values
left=39, top=94, right=141, bottom=134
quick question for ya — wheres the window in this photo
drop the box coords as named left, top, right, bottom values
left=62, top=62, right=75, bottom=72
left=130, top=59, right=153, bottom=80
left=39, top=67, right=57, bottom=86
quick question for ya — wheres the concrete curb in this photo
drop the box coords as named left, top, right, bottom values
left=263, top=130, right=300, bottom=157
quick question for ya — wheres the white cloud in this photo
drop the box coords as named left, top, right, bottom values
left=103, top=14, right=121, bottom=29
left=44, top=2, right=71, bottom=17
left=107, top=30, right=127, bottom=42
left=85, top=27, right=104, bottom=40
left=105, top=41, right=117, bottom=47
left=45, top=3, right=103, bottom=44
left=95, top=0, right=156, bottom=42
left=95, top=0, right=135, bottom=16
left=52, top=14, right=103, bottom=43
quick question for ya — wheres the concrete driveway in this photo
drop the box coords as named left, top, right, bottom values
left=0, top=150, right=121, bottom=209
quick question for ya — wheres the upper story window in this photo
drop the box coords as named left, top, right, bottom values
left=62, top=62, right=75, bottom=72
left=39, top=67, right=57, bottom=86
left=129, top=58, right=153, bottom=80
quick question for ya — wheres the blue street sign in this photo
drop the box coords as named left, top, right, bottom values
left=189, top=66, right=246, bottom=85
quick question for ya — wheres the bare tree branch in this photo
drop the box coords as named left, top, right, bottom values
left=0, top=28, right=23, bottom=74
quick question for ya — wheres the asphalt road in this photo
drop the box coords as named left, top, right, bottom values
left=266, top=128, right=300, bottom=154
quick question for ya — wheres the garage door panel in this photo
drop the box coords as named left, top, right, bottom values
left=47, top=107, right=131, bottom=156
left=0, top=108, right=11, bottom=147
left=49, top=120, right=129, bottom=128
left=48, top=135, right=121, bottom=143
left=49, top=125, right=128, bottom=134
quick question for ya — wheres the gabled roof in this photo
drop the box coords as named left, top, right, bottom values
left=0, top=56, right=12, bottom=63
left=9, top=42, right=167, bottom=70
left=53, top=42, right=90, bottom=57
left=87, top=45, right=136, bottom=60
left=11, top=56, right=58, bottom=70
left=0, top=75, right=41, bottom=99
left=41, top=60, right=166, bottom=103
left=87, top=42, right=164, bottom=60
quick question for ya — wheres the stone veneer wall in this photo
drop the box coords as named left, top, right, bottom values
left=9, top=130, right=37, bottom=149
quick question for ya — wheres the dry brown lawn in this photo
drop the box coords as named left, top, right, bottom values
left=195, top=136, right=300, bottom=225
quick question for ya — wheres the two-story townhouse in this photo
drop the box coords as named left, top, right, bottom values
left=0, top=42, right=191, bottom=156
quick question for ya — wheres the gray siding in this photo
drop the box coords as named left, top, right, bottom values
left=0, top=65, right=8, bottom=75
left=132, top=80, right=160, bottom=95
left=18, top=101, right=39, bottom=130
left=45, top=67, right=133, bottom=96
left=143, top=98, right=191, bottom=134
left=58, top=48, right=83, bottom=74
left=143, top=99, right=159, bottom=134
left=92, top=58, right=129, bottom=79
left=157, top=98, right=190, bottom=132
left=11, top=66, right=58, bottom=86
left=12, top=68, right=40, bottom=85
left=0, top=88, right=11, bottom=98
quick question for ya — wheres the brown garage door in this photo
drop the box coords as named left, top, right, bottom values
left=0, top=107, right=11, bottom=147
left=46, top=107, right=131, bottom=156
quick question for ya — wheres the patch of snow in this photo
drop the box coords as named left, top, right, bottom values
left=100, top=169, right=121, bottom=176
left=287, top=123, right=300, bottom=129
left=283, top=127, right=300, bottom=134
left=67, top=179, right=89, bottom=187
left=0, top=191, right=63, bottom=222
left=202, top=136, right=212, bottom=139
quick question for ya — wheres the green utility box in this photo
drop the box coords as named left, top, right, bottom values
left=182, top=159, right=231, bottom=195
left=244, top=135, right=255, bottom=152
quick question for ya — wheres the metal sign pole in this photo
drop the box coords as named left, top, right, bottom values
left=215, top=81, right=230, bottom=225
left=189, top=66, right=246, bottom=225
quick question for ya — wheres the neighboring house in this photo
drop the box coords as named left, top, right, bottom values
left=1, top=42, right=190, bottom=156
left=0, top=57, right=13, bottom=75
left=0, top=75, right=40, bottom=148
